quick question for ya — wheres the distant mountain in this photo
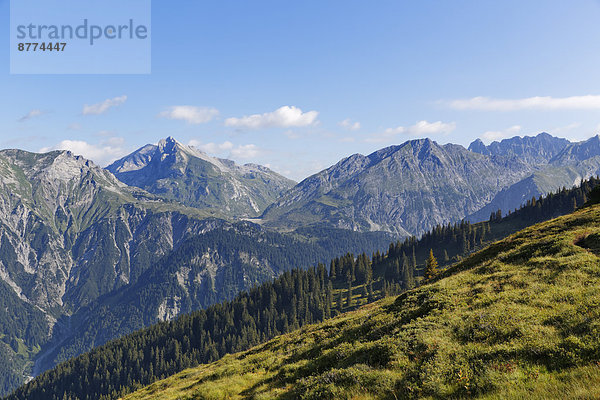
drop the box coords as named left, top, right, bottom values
left=468, top=135, right=600, bottom=221
left=468, top=132, right=570, bottom=164
left=261, top=138, right=535, bottom=236
left=260, top=134, right=600, bottom=234
left=107, top=137, right=295, bottom=217
left=549, top=134, right=600, bottom=164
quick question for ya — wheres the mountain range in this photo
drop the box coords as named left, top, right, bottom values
left=2, top=132, right=600, bottom=395
left=0, top=147, right=389, bottom=395
left=7, top=179, right=598, bottom=400
left=261, top=133, right=600, bottom=235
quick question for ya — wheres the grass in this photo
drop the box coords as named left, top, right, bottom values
left=123, top=204, right=600, bottom=399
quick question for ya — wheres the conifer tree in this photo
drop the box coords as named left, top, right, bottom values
left=401, top=254, right=414, bottom=290
left=346, top=279, right=353, bottom=308
left=424, top=249, right=439, bottom=281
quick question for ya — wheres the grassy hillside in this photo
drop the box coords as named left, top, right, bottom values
left=123, top=204, right=600, bottom=399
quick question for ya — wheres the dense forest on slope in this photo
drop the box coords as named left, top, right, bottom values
left=33, top=224, right=392, bottom=374
left=0, top=280, right=48, bottom=395
left=5, top=177, right=599, bottom=400
left=123, top=201, right=600, bottom=399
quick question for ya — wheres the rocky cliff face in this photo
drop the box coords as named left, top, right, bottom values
left=0, top=149, right=223, bottom=315
left=468, top=132, right=570, bottom=165
left=261, top=139, right=535, bottom=236
left=106, top=137, right=296, bottom=217
left=467, top=135, right=600, bottom=221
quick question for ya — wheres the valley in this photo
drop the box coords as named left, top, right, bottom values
left=1, top=133, right=600, bottom=397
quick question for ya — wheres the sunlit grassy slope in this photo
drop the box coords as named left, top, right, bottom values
left=123, top=204, right=600, bottom=400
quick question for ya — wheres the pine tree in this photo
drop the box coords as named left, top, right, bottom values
left=346, top=279, right=353, bottom=308
left=401, top=254, right=414, bottom=290
left=329, top=258, right=337, bottom=281
left=424, top=249, right=439, bottom=281
left=336, top=291, right=343, bottom=314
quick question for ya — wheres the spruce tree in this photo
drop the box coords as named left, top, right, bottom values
left=424, top=249, right=439, bottom=281
left=346, top=279, right=353, bottom=308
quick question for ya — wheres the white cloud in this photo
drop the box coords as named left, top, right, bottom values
left=481, top=125, right=522, bottom=143
left=366, top=120, right=456, bottom=143
left=225, top=106, right=319, bottom=129
left=552, top=122, right=581, bottom=134
left=189, top=140, right=234, bottom=153
left=338, top=119, right=361, bottom=131
left=408, top=120, right=456, bottom=135
left=447, top=95, right=600, bottom=111
left=18, top=109, right=44, bottom=122
left=82, top=95, right=127, bottom=115
left=189, top=140, right=261, bottom=160
left=159, top=106, right=219, bottom=124
left=231, top=144, right=261, bottom=159
left=39, top=137, right=128, bottom=166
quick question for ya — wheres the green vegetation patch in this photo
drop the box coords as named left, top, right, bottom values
left=124, top=205, right=600, bottom=399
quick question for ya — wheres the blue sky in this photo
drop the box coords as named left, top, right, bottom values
left=2, top=0, right=600, bottom=180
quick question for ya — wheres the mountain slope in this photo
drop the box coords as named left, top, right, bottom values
left=0, top=149, right=388, bottom=395
left=107, top=137, right=295, bottom=217
left=261, top=139, right=534, bottom=236
left=123, top=203, right=600, bottom=399
left=0, top=149, right=233, bottom=393
left=0, top=149, right=216, bottom=313
left=33, top=223, right=391, bottom=373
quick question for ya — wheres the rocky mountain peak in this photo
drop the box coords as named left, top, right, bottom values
left=106, top=137, right=295, bottom=217
left=157, top=136, right=180, bottom=154
left=468, top=138, right=490, bottom=155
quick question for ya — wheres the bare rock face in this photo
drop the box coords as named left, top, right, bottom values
left=262, top=139, right=535, bottom=236
left=263, top=134, right=600, bottom=235
left=468, top=132, right=570, bottom=165
left=106, top=137, right=296, bottom=218
left=0, top=149, right=224, bottom=315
